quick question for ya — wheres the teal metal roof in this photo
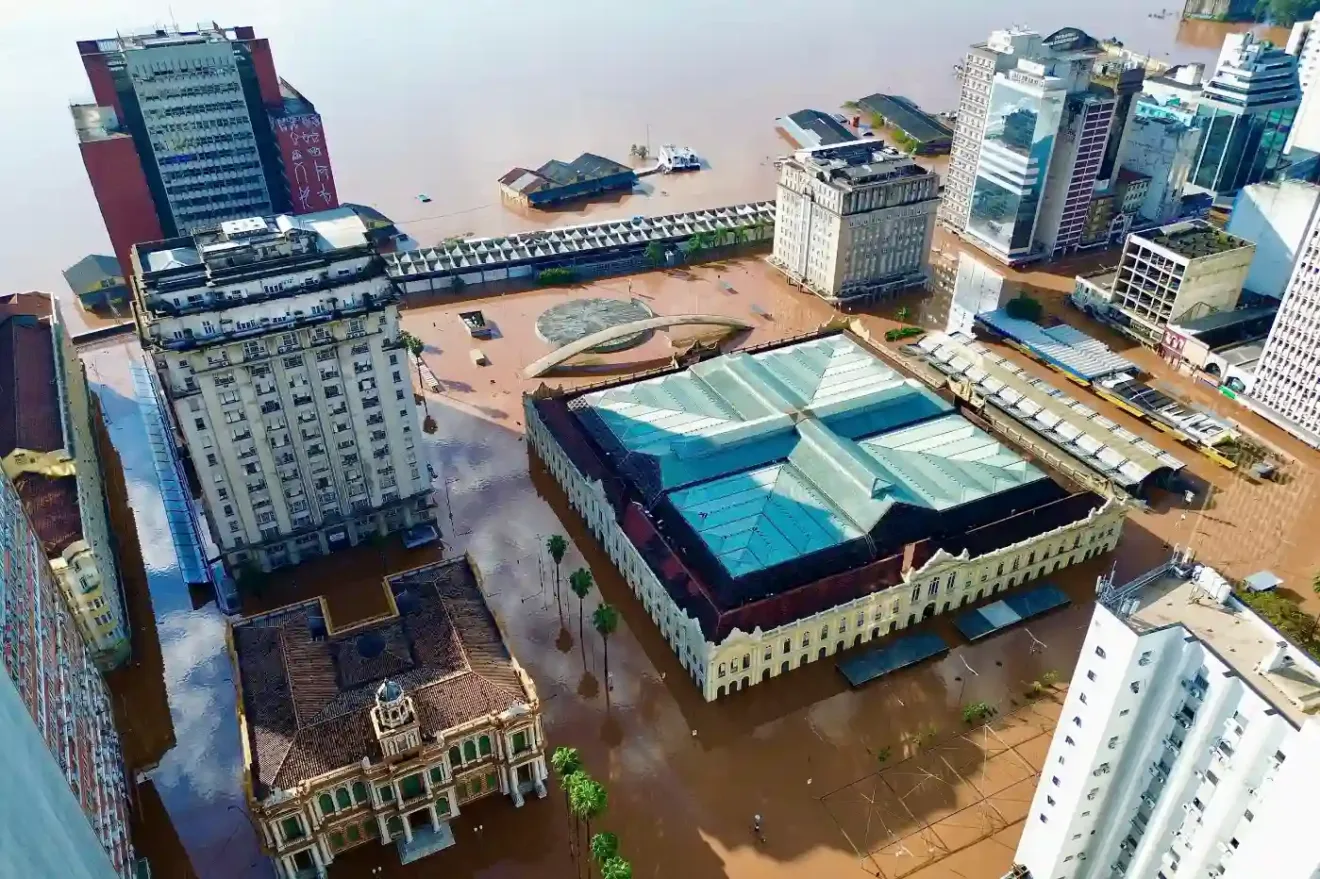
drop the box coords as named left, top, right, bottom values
left=579, top=335, right=1047, bottom=577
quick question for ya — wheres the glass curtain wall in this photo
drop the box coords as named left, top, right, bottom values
left=1190, top=103, right=1296, bottom=193
left=967, top=78, right=1065, bottom=258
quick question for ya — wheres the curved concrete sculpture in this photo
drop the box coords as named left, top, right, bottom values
left=522, top=314, right=753, bottom=378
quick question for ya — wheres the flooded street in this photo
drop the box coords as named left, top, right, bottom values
left=11, top=1, right=1311, bottom=875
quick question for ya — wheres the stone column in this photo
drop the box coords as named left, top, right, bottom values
left=510, top=764, right=525, bottom=808
left=375, top=814, right=389, bottom=842
left=402, top=816, right=413, bottom=843
left=427, top=804, right=439, bottom=830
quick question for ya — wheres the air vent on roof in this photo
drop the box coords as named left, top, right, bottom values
left=356, top=632, right=386, bottom=659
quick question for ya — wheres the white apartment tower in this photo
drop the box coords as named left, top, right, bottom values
left=1248, top=200, right=1320, bottom=445
left=131, top=207, right=437, bottom=573
left=770, top=141, right=939, bottom=305
left=1012, top=558, right=1320, bottom=879
left=941, top=27, right=1043, bottom=230
left=1286, top=12, right=1320, bottom=153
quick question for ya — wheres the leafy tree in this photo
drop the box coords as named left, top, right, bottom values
left=398, top=330, right=429, bottom=416
left=551, top=748, right=583, bottom=865
left=644, top=241, right=666, bottom=266
left=592, top=603, right=620, bottom=696
left=547, top=534, right=568, bottom=614
left=569, top=775, right=609, bottom=878
left=600, top=857, right=633, bottom=879
left=1004, top=294, right=1044, bottom=322
left=570, top=568, right=595, bottom=657
left=896, top=305, right=910, bottom=324
left=1256, top=0, right=1320, bottom=26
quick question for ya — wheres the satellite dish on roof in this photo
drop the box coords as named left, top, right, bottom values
left=356, top=632, right=386, bottom=659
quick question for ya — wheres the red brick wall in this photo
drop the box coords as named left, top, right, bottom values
left=80, top=137, right=163, bottom=276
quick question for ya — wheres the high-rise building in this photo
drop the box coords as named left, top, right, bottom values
left=1188, top=33, right=1301, bottom=196
left=0, top=292, right=129, bottom=668
left=130, top=207, right=436, bottom=573
left=1246, top=198, right=1320, bottom=446
left=230, top=556, right=547, bottom=875
left=1285, top=11, right=1320, bottom=153
left=769, top=141, right=939, bottom=304
left=1096, top=66, right=1146, bottom=184
left=72, top=24, right=339, bottom=276
left=1010, top=557, right=1320, bottom=879
left=1117, top=100, right=1205, bottom=225
left=1108, top=220, right=1254, bottom=342
left=1225, top=179, right=1320, bottom=298
left=0, top=465, right=136, bottom=877
left=941, top=27, right=1043, bottom=231
left=956, top=27, right=1114, bottom=264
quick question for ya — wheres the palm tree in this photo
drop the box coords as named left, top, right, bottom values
left=592, top=603, right=620, bottom=701
left=590, top=832, right=619, bottom=868
left=551, top=748, right=583, bottom=866
left=398, top=330, right=428, bottom=415
left=570, top=775, right=608, bottom=879
left=600, top=857, right=633, bottom=879
left=569, top=568, right=594, bottom=656
left=547, top=534, right=568, bottom=614
left=896, top=305, right=911, bottom=324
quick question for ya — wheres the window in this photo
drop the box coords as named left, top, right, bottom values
left=386, top=816, right=404, bottom=839
left=1107, top=737, right=1119, bottom=750
left=318, top=793, right=335, bottom=815
left=1051, top=776, right=1060, bottom=786
left=448, top=745, right=461, bottom=766
left=1130, top=681, right=1141, bottom=694
left=463, top=740, right=477, bottom=762
left=1139, top=650, right=1153, bottom=666
left=485, top=771, right=498, bottom=792
left=335, top=788, right=351, bottom=809
left=329, top=831, right=345, bottom=851
left=512, top=730, right=530, bottom=754
left=1065, top=736, right=1075, bottom=746
left=1094, top=763, right=1110, bottom=775
left=195, top=417, right=206, bottom=430
left=783, top=639, right=791, bottom=654
left=1119, top=709, right=1130, bottom=717
left=436, top=794, right=451, bottom=815
left=352, top=781, right=367, bottom=804
left=280, top=816, right=304, bottom=841
left=1086, top=787, right=1099, bottom=800
left=718, top=663, right=727, bottom=678
left=1086, top=670, right=1096, bottom=682
left=400, top=773, right=424, bottom=800
left=1079, top=692, right=1088, bottom=704
left=479, top=735, right=492, bottom=756
left=1095, top=646, right=1106, bottom=659
left=1058, top=756, right=1065, bottom=765
left=1039, top=813, right=1048, bottom=823
left=1046, top=795, right=1056, bottom=806
left=1073, top=716, right=1082, bottom=727
left=377, top=784, right=395, bottom=803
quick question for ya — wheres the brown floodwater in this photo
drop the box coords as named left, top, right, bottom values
left=0, top=0, right=1285, bottom=304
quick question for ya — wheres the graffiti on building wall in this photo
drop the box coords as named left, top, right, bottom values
left=274, top=113, right=339, bottom=214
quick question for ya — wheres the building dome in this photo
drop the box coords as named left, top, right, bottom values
left=376, top=679, right=404, bottom=705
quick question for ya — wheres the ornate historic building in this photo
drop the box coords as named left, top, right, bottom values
left=229, top=556, right=546, bottom=877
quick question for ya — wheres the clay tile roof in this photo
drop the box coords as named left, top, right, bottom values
left=233, top=556, right=530, bottom=798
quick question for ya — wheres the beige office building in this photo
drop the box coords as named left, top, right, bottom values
left=132, top=207, right=437, bottom=573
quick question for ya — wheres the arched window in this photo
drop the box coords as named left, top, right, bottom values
left=352, top=781, right=368, bottom=804
left=318, top=793, right=335, bottom=815
left=463, top=740, right=477, bottom=762
left=478, top=735, right=492, bottom=757
left=386, top=816, right=404, bottom=838
left=448, top=745, right=462, bottom=767
left=335, top=787, right=352, bottom=810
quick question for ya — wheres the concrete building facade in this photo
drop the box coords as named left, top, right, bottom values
left=526, top=329, right=1126, bottom=702
left=1011, top=557, right=1320, bottom=879
left=73, top=24, right=339, bottom=275
left=941, top=27, right=1043, bottom=231
left=0, top=292, right=129, bottom=667
left=230, top=557, right=547, bottom=876
left=1118, top=101, right=1206, bottom=225
left=0, top=466, right=136, bottom=877
left=1286, top=11, right=1320, bottom=153
left=770, top=141, right=938, bottom=304
left=131, top=208, right=436, bottom=574
left=1225, top=179, right=1320, bottom=298
left=1109, top=220, right=1255, bottom=342
left=1248, top=199, right=1320, bottom=445
left=1188, top=33, right=1302, bottom=196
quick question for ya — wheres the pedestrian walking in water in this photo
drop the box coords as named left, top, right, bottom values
left=753, top=813, right=764, bottom=843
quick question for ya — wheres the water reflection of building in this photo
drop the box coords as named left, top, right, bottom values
left=0, top=466, right=137, bottom=877
left=0, top=291, right=130, bottom=667
left=1188, top=32, right=1301, bottom=196
left=526, top=331, right=1126, bottom=701
left=229, top=556, right=546, bottom=877
left=1013, top=557, right=1320, bottom=879
left=945, top=253, right=1009, bottom=335
left=130, top=209, right=436, bottom=574
left=770, top=141, right=939, bottom=304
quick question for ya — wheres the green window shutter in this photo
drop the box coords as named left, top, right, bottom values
left=485, top=771, right=497, bottom=792
left=463, top=740, right=477, bottom=762
left=378, top=784, right=395, bottom=803
left=280, top=816, right=303, bottom=840
left=386, top=816, right=404, bottom=838
left=329, top=831, right=345, bottom=851
left=429, top=766, right=444, bottom=785
left=335, top=788, right=352, bottom=809
left=347, top=825, right=361, bottom=843
left=364, top=819, right=379, bottom=839
left=478, top=735, right=492, bottom=756
left=318, top=793, right=335, bottom=815
left=436, top=794, right=450, bottom=815
left=352, top=781, right=368, bottom=804
left=401, top=773, right=424, bottom=800
left=512, top=731, right=528, bottom=753
left=448, top=745, right=462, bottom=766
